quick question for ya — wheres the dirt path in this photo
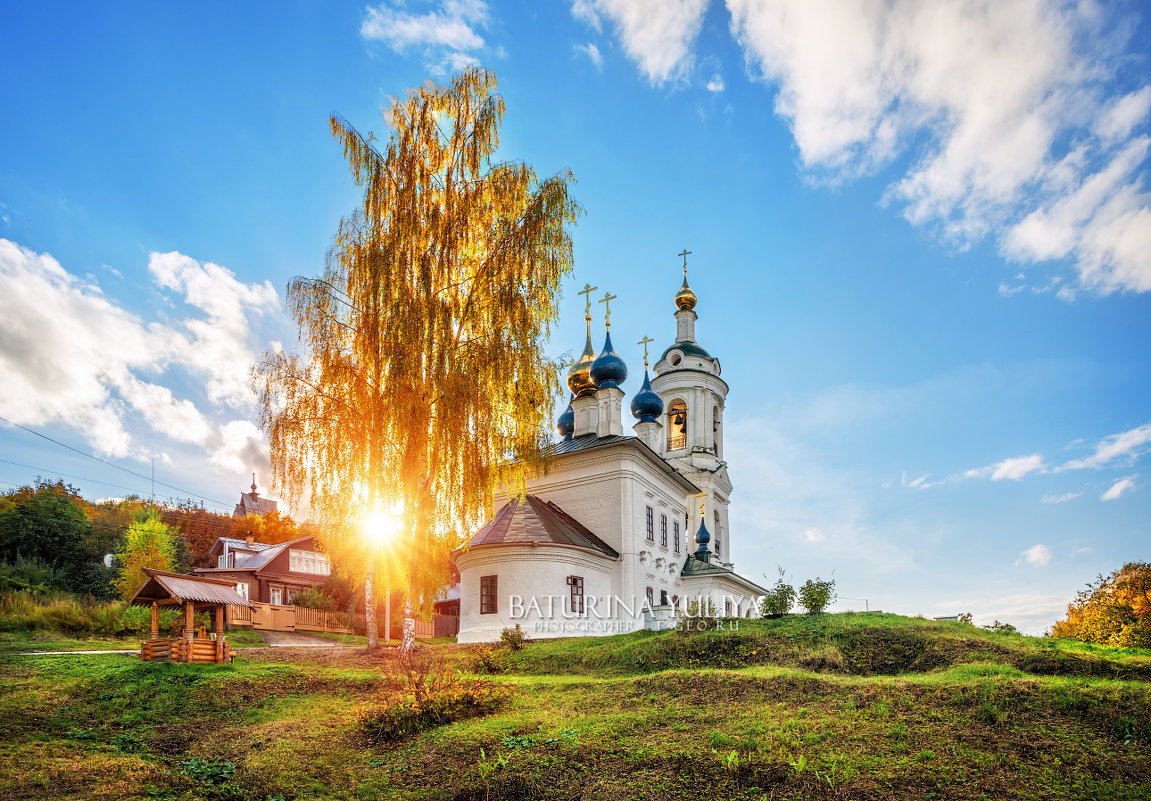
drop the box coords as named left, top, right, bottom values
left=257, top=630, right=342, bottom=647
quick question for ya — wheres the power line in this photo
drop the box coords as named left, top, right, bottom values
left=0, top=457, right=149, bottom=496
left=0, top=415, right=234, bottom=510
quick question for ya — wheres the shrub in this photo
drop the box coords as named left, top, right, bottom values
left=289, top=586, right=338, bottom=611
left=0, top=591, right=180, bottom=637
left=357, top=652, right=509, bottom=742
left=983, top=620, right=1019, bottom=634
left=760, top=567, right=796, bottom=616
left=798, top=577, right=836, bottom=614
left=499, top=624, right=528, bottom=651
left=466, top=644, right=506, bottom=674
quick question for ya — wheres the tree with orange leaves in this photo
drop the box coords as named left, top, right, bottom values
left=1052, top=562, right=1151, bottom=648
left=254, top=68, right=580, bottom=651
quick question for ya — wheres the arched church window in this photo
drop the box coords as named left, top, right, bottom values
left=714, top=510, right=721, bottom=559
left=713, top=405, right=722, bottom=457
left=667, top=400, right=688, bottom=450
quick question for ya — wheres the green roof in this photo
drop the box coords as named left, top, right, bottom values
left=661, top=342, right=712, bottom=361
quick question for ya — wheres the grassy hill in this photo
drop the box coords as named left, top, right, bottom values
left=1, top=613, right=1149, bottom=800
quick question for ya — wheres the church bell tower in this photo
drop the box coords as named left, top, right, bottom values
left=650, top=251, right=734, bottom=566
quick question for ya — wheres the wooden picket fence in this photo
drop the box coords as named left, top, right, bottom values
left=226, top=602, right=441, bottom=639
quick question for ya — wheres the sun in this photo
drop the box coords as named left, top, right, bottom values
left=360, top=509, right=397, bottom=546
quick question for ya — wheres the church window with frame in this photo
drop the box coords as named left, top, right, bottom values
left=568, top=575, right=584, bottom=615
left=725, top=599, right=733, bottom=617
left=660, top=514, right=667, bottom=547
left=714, top=511, right=722, bottom=559
left=645, top=506, right=654, bottom=542
left=480, top=575, right=498, bottom=615
left=646, top=586, right=654, bottom=608
left=667, top=400, right=688, bottom=450
left=673, top=520, right=680, bottom=553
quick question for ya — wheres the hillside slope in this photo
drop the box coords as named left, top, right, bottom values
left=1, top=613, right=1148, bottom=800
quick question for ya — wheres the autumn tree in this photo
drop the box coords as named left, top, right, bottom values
left=112, top=511, right=178, bottom=601
left=1052, top=562, right=1151, bottom=648
left=254, top=68, right=580, bottom=650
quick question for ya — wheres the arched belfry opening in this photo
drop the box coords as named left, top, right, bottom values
left=667, top=399, right=688, bottom=451
left=712, top=405, right=722, bottom=457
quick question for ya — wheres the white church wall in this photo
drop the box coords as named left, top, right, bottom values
left=456, top=545, right=620, bottom=643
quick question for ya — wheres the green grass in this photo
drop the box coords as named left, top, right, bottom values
left=1, top=613, right=1148, bottom=800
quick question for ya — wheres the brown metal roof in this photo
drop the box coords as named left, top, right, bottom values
left=128, top=568, right=253, bottom=608
left=459, top=495, right=619, bottom=559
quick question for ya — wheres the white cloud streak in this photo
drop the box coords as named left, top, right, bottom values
left=576, top=42, right=603, bottom=69
left=571, top=0, right=709, bottom=85
left=1060, top=422, right=1151, bottom=470
left=965, top=453, right=1046, bottom=481
left=362, top=1, right=489, bottom=75
left=1101, top=474, right=1137, bottom=501
left=1041, top=491, right=1080, bottom=504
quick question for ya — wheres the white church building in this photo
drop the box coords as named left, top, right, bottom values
left=453, top=266, right=767, bottom=643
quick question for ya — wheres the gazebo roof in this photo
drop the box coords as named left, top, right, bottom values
left=128, top=568, right=253, bottom=608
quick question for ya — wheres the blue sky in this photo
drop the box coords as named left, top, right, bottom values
left=1, top=1, right=1148, bottom=633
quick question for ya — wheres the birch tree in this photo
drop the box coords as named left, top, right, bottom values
left=254, top=68, right=580, bottom=650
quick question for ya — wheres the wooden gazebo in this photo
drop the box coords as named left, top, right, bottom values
left=129, top=568, right=252, bottom=664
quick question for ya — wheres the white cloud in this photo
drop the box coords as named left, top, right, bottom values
left=571, top=0, right=602, bottom=32
left=706, top=74, right=725, bottom=93
left=1101, top=474, right=1137, bottom=501
left=0, top=238, right=279, bottom=462
left=361, top=1, right=489, bottom=75
left=147, top=251, right=278, bottom=408
left=1070, top=546, right=1092, bottom=557
left=804, top=527, right=824, bottom=543
left=901, top=471, right=942, bottom=490
left=1060, top=422, right=1151, bottom=470
left=965, top=453, right=1046, bottom=481
left=576, top=42, right=603, bottom=69
left=1016, top=543, right=1052, bottom=567
left=718, top=0, right=1151, bottom=294
left=571, top=0, right=709, bottom=85
left=212, top=420, right=271, bottom=476
left=1041, top=491, right=1080, bottom=504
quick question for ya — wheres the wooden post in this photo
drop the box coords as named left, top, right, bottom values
left=150, top=602, right=159, bottom=639
left=215, top=605, right=225, bottom=663
left=183, top=601, right=195, bottom=662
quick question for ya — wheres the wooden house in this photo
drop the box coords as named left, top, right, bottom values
left=192, top=533, right=332, bottom=606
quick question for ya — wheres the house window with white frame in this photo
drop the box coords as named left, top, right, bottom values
left=234, top=582, right=249, bottom=602
left=289, top=549, right=331, bottom=575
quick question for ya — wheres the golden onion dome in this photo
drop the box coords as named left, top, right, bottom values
left=674, top=274, right=697, bottom=311
left=566, top=332, right=597, bottom=397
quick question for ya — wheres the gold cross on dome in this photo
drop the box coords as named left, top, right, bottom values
left=599, top=290, right=617, bottom=330
left=678, top=248, right=692, bottom=276
left=578, top=283, right=599, bottom=321
left=695, top=491, right=709, bottom=517
left=637, top=335, right=654, bottom=368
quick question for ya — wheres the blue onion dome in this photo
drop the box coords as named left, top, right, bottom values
left=556, top=398, right=575, bottom=440
left=630, top=370, right=663, bottom=422
left=590, top=331, right=628, bottom=389
left=675, top=274, right=697, bottom=311
left=694, top=517, right=711, bottom=554
left=566, top=332, right=597, bottom=397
